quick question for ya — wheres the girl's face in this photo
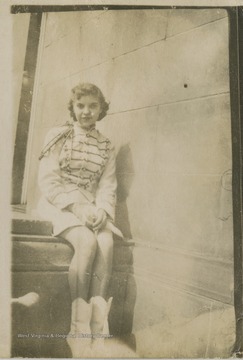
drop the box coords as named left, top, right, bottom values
left=73, top=95, right=102, bottom=130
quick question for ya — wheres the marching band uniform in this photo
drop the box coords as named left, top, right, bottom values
left=37, top=83, right=122, bottom=358
left=38, top=122, right=118, bottom=236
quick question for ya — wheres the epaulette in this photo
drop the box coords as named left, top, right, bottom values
left=39, top=124, right=73, bottom=160
left=96, top=130, right=111, bottom=147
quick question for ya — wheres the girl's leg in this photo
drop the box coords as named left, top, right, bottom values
left=60, top=226, right=97, bottom=301
left=88, top=229, right=113, bottom=299
left=88, top=230, right=113, bottom=355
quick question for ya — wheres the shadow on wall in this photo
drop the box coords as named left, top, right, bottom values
left=115, top=143, right=135, bottom=238
left=108, top=143, right=137, bottom=344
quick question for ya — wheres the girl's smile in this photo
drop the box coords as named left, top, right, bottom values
left=73, top=95, right=102, bottom=130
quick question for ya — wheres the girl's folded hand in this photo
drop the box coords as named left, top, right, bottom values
left=92, top=209, right=107, bottom=232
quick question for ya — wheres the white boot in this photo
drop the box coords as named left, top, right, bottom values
left=11, top=292, right=40, bottom=307
left=67, top=297, right=92, bottom=358
left=90, top=296, right=113, bottom=356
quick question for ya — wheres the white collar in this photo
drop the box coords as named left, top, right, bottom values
left=73, top=123, right=97, bottom=136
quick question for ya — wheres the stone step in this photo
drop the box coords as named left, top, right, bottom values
left=12, top=218, right=53, bottom=236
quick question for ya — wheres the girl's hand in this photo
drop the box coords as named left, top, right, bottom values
left=68, top=203, right=95, bottom=229
left=92, top=209, right=107, bottom=232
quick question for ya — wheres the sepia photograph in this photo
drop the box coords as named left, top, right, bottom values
left=1, top=1, right=243, bottom=358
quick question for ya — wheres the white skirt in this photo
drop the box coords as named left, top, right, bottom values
left=37, top=197, right=86, bottom=236
left=37, top=197, right=124, bottom=238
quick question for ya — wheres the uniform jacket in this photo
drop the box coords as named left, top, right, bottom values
left=38, top=123, right=117, bottom=235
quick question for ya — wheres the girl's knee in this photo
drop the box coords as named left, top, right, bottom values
left=97, top=231, right=113, bottom=262
left=81, top=233, right=97, bottom=256
left=61, top=226, right=97, bottom=252
left=97, top=230, right=113, bottom=248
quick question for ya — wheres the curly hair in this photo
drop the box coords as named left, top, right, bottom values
left=68, top=83, right=109, bottom=121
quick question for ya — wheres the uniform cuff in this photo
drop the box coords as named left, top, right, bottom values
left=96, top=202, right=115, bottom=221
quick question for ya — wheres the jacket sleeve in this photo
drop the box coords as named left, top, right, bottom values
left=38, top=127, right=86, bottom=210
left=95, top=146, right=117, bottom=220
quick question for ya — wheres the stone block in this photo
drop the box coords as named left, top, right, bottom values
left=113, top=242, right=134, bottom=268
left=167, top=8, right=228, bottom=38
left=108, top=271, right=135, bottom=336
left=12, top=218, right=52, bottom=235
left=133, top=244, right=233, bottom=305
left=108, top=18, right=229, bottom=113
left=12, top=271, right=71, bottom=358
left=44, top=11, right=82, bottom=46
left=99, top=94, right=233, bottom=261
left=12, top=237, right=73, bottom=271
left=154, top=94, right=231, bottom=174
left=69, top=10, right=168, bottom=74
left=41, top=38, right=71, bottom=85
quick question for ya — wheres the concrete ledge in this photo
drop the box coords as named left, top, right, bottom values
left=12, top=218, right=53, bottom=236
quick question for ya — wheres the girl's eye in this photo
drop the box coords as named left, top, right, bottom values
left=90, top=103, right=99, bottom=109
left=76, top=103, right=99, bottom=110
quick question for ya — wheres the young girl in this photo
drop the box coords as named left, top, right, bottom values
left=38, top=83, right=120, bottom=357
